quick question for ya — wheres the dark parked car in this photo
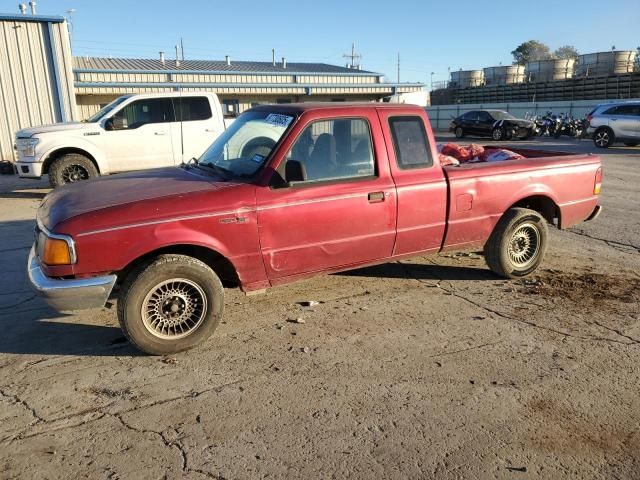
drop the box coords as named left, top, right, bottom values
left=449, top=110, right=535, bottom=141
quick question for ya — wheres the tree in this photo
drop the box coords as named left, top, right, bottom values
left=554, top=45, right=579, bottom=60
left=511, top=40, right=553, bottom=65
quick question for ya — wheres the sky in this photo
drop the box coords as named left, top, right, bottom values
left=10, top=0, right=640, bottom=86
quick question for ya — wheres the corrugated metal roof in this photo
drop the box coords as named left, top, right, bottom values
left=0, top=13, right=66, bottom=23
left=73, top=56, right=379, bottom=75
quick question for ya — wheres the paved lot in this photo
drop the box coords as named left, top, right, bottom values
left=1, top=137, right=639, bottom=479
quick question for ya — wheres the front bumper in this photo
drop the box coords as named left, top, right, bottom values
left=16, top=161, right=44, bottom=179
left=27, top=246, right=117, bottom=311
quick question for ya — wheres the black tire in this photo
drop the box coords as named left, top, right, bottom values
left=491, top=127, right=504, bottom=141
left=593, top=128, right=614, bottom=149
left=49, top=153, right=98, bottom=188
left=117, top=254, right=224, bottom=355
left=454, top=126, right=465, bottom=139
left=623, top=142, right=639, bottom=147
left=484, top=208, right=548, bottom=278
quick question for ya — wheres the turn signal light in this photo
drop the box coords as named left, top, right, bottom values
left=594, top=167, right=602, bottom=195
left=42, top=237, right=72, bottom=265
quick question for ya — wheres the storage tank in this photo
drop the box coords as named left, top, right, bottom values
left=449, top=69, right=484, bottom=88
left=483, top=65, right=525, bottom=85
left=575, top=50, right=637, bottom=77
left=525, top=59, right=575, bottom=82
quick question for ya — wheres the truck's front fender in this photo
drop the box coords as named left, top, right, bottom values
left=38, top=138, right=108, bottom=174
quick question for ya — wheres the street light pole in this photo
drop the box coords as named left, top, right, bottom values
left=430, top=71, right=435, bottom=91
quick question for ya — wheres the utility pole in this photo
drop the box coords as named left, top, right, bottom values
left=342, top=43, right=362, bottom=69
left=430, top=71, right=435, bottom=91
left=180, top=37, right=185, bottom=61
left=397, top=52, right=400, bottom=83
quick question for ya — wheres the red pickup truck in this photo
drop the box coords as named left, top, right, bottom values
left=28, top=103, right=602, bottom=354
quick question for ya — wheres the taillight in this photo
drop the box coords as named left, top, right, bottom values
left=586, top=115, right=593, bottom=126
left=594, top=167, right=602, bottom=195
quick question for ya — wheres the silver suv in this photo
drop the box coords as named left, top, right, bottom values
left=587, top=101, right=640, bottom=148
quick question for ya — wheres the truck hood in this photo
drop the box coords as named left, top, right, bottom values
left=17, top=122, right=95, bottom=138
left=39, top=167, right=237, bottom=230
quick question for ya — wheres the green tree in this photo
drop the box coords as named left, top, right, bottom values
left=511, top=40, right=553, bottom=65
left=554, top=45, right=579, bottom=60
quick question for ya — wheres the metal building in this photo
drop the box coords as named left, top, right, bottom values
left=72, top=56, right=424, bottom=120
left=0, top=14, right=77, bottom=161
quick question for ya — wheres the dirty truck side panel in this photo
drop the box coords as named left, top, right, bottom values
left=376, top=107, right=448, bottom=256
left=255, top=108, right=397, bottom=283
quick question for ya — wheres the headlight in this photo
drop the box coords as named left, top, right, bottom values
left=16, top=137, right=40, bottom=157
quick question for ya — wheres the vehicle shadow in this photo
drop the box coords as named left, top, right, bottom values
left=0, top=189, right=48, bottom=200
left=337, top=261, right=498, bottom=281
left=0, top=217, right=139, bottom=357
left=0, top=302, right=140, bottom=357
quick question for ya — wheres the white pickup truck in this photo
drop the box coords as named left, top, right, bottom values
left=15, top=92, right=227, bottom=187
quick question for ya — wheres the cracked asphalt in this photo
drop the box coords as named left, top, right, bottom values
left=1, top=136, right=639, bottom=479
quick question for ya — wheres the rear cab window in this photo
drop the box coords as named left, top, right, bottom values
left=388, top=116, right=433, bottom=169
left=173, top=96, right=212, bottom=121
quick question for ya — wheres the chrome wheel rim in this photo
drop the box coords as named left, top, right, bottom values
left=61, top=164, right=89, bottom=183
left=508, top=222, right=540, bottom=268
left=595, top=131, right=609, bottom=147
left=493, top=129, right=502, bottom=140
left=142, top=278, right=207, bottom=339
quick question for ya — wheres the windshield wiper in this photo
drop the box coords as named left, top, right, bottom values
left=195, top=162, right=233, bottom=180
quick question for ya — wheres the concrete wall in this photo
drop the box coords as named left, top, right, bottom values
left=0, top=15, right=76, bottom=161
left=425, top=98, right=640, bottom=130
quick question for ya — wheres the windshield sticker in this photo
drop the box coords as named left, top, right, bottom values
left=264, top=114, right=293, bottom=128
left=251, top=153, right=265, bottom=163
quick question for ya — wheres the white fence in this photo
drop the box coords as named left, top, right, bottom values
left=425, top=98, right=640, bottom=130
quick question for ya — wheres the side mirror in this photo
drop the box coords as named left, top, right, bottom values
left=104, top=118, right=114, bottom=131
left=285, top=159, right=306, bottom=183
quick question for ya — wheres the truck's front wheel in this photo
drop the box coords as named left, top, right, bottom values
left=117, top=255, right=224, bottom=355
left=484, top=208, right=548, bottom=278
left=49, top=154, right=98, bottom=188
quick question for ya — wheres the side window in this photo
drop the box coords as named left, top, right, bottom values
left=603, top=106, right=620, bottom=115
left=284, top=118, right=375, bottom=183
left=111, top=98, right=174, bottom=129
left=221, top=99, right=239, bottom=117
left=462, top=111, right=478, bottom=121
left=173, top=97, right=212, bottom=121
left=388, top=116, right=433, bottom=169
left=478, top=111, right=493, bottom=122
left=614, top=105, right=640, bottom=116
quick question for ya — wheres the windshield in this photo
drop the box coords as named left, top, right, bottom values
left=489, top=110, right=516, bottom=121
left=85, top=96, right=131, bottom=123
left=198, top=110, right=295, bottom=177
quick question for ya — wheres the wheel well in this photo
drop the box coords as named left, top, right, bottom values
left=117, top=244, right=240, bottom=289
left=43, top=148, right=100, bottom=174
left=509, top=195, right=559, bottom=226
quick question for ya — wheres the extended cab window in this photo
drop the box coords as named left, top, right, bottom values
left=389, top=116, right=432, bottom=169
left=173, top=97, right=212, bottom=121
left=284, top=118, right=375, bottom=183
left=110, top=98, right=174, bottom=129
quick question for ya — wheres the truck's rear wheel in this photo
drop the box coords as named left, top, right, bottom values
left=484, top=208, right=548, bottom=278
left=49, top=154, right=98, bottom=188
left=117, top=254, right=224, bottom=355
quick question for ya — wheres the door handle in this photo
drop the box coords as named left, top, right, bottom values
left=205, top=128, right=217, bottom=132
left=154, top=131, right=167, bottom=135
left=368, top=192, right=385, bottom=203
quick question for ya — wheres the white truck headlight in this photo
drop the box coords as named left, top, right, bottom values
left=16, top=137, right=40, bottom=157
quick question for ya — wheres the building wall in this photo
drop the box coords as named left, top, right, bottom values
left=0, top=15, right=76, bottom=161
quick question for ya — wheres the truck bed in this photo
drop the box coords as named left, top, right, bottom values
left=441, top=149, right=601, bottom=252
